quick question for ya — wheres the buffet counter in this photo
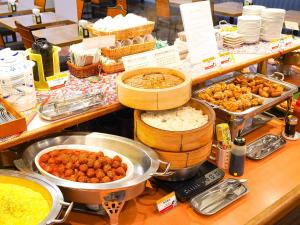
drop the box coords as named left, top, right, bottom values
left=64, top=119, right=300, bottom=225
left=1, top=39, right=300, bottom=151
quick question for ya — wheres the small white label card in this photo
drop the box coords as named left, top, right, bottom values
left=218, top=51, right=235, bottom=66
left=201, top=56, right=218, bottom=72
left=123, top=46, right=180, bottom=71
left=283, top=35, right=294, bottom=48
left=154, top=46, right=181, bottom=68
left=122, top=51, right=156, bottom=71
left=180, top=1, right=218, bottom=64
left=269, top=38, right=281, bottom=52
left=46, top=72, right=69, bottom=90
left=82, top=36, right=115, bottom=49
left=156, top=192, right=177, bottom=214
left=285, top=21, right=299, bottom=31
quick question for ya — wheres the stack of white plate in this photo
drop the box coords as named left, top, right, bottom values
left=242, top=5, right=266, bottom=16
left=260, top=8, right=286, bottom=41
left=237, top=15, right=261, bottom=44
left=223, top=33, right=244, bottom=48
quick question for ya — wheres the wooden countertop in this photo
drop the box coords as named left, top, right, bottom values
left=63, top=119, right=300, bottom=225
left=0, top=40, right=299, bottom=151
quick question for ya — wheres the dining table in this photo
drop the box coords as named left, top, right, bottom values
left=213, top=1, right=243, bottom=24
left=0, top=12, right=74, bottom=32
left=0, top=4, right=42, bottom=17
left=32, top=23, right=82, bottom=47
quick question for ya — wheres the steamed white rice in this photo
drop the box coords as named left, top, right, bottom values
left=141, top=106, right=208, bottom=131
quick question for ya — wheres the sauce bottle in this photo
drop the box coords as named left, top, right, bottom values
left=293, top=96, right=300, bottom=132
left=229, top=133, right=246, bottom=177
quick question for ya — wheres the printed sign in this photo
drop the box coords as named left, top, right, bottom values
left=156, top=192, right=177, bottom=214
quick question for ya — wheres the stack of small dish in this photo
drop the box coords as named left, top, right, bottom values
left=260, top=8, right=286, bottom=41
left=242, top=5, right=266, bottom=16
left=237, top=15, right=261, bottom=44
left=223, top=33, right=244, bottom=48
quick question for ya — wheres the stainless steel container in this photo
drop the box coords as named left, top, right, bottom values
left=193, top=74, right=298, bottom=138
left=0, top=169, right=73, bottom=225
left=14, top=132, right=170, bottom=225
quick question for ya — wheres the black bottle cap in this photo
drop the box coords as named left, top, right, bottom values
left=233, top=131, right=246, bottom=146
left=234, top=136, right=246, bottom=146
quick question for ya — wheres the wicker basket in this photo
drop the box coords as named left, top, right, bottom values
left=67, top=61, right=101, bottom=78
left=102, top=41, right=155, bottom=59
left=102, top=62, right=124, bottom=74
left=87, top=22, right=155, bottom=40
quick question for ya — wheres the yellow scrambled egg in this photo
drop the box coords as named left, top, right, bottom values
left=0, top=183, right=50, bottom=225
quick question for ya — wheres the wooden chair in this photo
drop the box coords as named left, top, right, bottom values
left=77, top=0, right=84, bottom=20
left=107, top=5, right=127, bottom=17
left=35, top=0, right=46, bottom=12
left=14, top=21, right=35, bottom=49
left=116, top=0, right=127, bottom=11
left=155, top=0, right=181, bottom=42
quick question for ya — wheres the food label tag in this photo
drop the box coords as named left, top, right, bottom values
left=285, top=21, right=299, bottom=31
left=82, top=35, right=115, bottom=49
left=201, top=56, right=218, bottom=72
left=156, top=192, right=177, bottom=214
left=218, top=52, right=235, bottom=66
left=283, top=35, right=294, bottom=48
left=154, top=46, right=181, bottom=68
left=46, top=72, right=69, bottom=90
left=122, top=51, right=156, bottom=71
left=270, top=39, right=281, bottom=52
left=123, top=46, right=180, bottom=71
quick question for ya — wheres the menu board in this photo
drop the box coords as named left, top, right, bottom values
left=54, top=0, right=78, bottom=22
left=180, top=1, right=218, bottom=64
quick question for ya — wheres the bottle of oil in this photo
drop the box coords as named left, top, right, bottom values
left=229, top=133, right=246, bottom=177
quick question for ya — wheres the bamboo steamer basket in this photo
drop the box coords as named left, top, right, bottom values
left=154, top=141, right=212, bottom=170
left=134, top=99, right=215, bottom=152
left=117, top=67, right=191, bottom=110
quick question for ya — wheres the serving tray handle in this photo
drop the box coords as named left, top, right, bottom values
left=47, top=201, right=74, bottom=224
left=152, top=159, right=174, bottom=177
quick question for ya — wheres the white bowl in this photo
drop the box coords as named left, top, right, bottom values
left=35, top=144, right=135, bottom=184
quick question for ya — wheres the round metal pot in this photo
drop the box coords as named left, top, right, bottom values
left=283, top=50, right=300, bottom=67
left=0, top=169, right=73, bottom=225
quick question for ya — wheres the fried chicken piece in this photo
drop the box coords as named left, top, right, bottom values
left=259, top=88, right=269, bottom=98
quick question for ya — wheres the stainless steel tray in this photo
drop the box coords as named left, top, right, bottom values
left=193, top=73, right=298, bottom=138
left=190, top=179, right=248, bottom=215
left=39, top=93, right=105, bottom=121
left=193, top=73, right=297, bottom=118
left=247, top=134, right=286, bottom=160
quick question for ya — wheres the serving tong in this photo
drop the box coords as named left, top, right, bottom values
left=0, top=103, right=15, bottom=124
left=39, top=93, right=104, bottom=121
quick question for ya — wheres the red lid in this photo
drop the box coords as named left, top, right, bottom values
left=297, top=95, right=300, bottom=107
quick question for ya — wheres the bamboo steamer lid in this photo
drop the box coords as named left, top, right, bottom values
left=117, top=67, right=191, bottom=110
left=134, top=99, right=215, bottom=152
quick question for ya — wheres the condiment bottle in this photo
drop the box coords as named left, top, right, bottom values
left=285, top=115, right=298, bottom=138
left=229, top=133, right=246, bottom=177
left=293, top=96, right=300, bottom=132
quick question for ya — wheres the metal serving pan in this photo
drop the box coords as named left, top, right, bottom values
left=190, top=178, right=248, bottom=215
left=247, top=134, right=286, bottom=160
left=193, top=73, right=298, bottom=138
left=0, top=170, right=73, bottom=225
left=193, top=73, right=297, bottom=117
left=14, top=132, right=170, bottom=204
